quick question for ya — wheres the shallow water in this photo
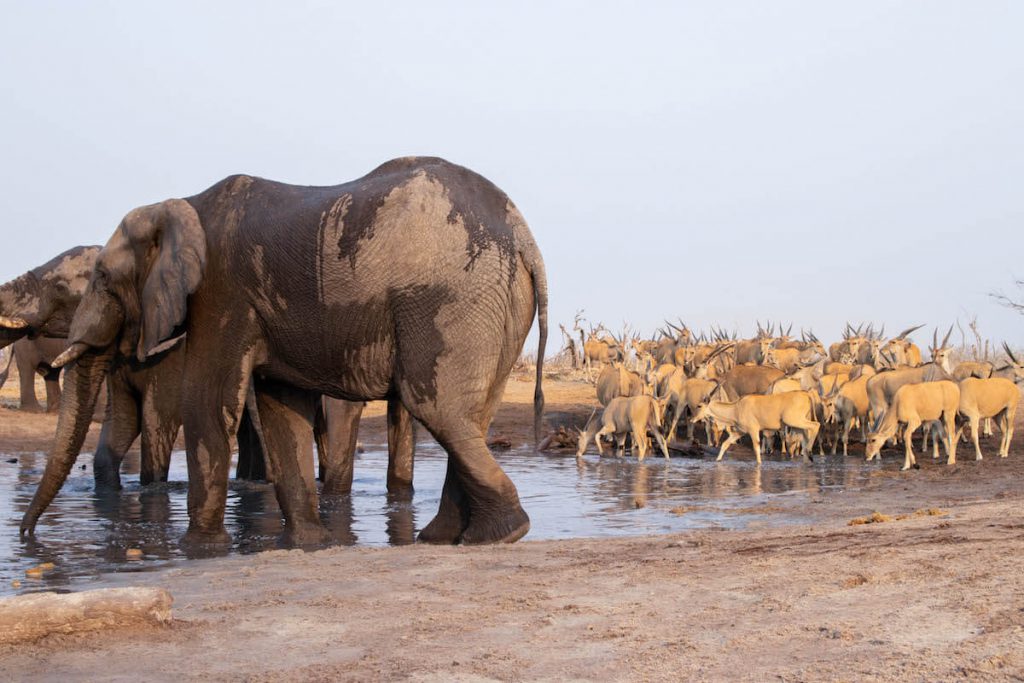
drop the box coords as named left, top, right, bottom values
left=0, top=444, right=877, bottom=594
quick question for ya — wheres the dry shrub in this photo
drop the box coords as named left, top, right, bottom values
left=848, top=508, right=947, bottom=526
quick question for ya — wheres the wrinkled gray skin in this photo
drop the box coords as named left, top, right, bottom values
left=95, top=338, right=415, bottom=494
left=21, top=157, right=547, bottom=547
left=0, top=246, right=100, bottom=408
left=0, top=249, right=406, bottom=497
left=91, top=338, right=185, bottom=491
left=314, top=398, right=416, bottom=495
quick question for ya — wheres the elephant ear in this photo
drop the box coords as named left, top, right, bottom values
left=138, top=199, right=206, bottom=360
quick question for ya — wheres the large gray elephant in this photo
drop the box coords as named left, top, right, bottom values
left=0, top=247, right=408, bottom=495
left=21, top=156, right=547, bottom=546
left=0, top=246, right=100, bottom=414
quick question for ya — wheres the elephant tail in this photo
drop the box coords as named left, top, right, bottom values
left=527, top=249, right=548, bottom=448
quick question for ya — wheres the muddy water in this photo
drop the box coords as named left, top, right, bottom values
left=0, top=445, right=878, bottom=594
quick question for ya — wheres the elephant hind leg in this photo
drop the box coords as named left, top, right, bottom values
left=318, top=398, right=361, bottom=495
left=418, top=429, right=529, bottom=545
left=254, top=379, right=328, bottom=547
left=386, top=397, right=415, bottom=495
left=93, top=382, right=141, bottom=493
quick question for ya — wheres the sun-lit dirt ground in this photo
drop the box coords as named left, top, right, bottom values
left=1, top=369, right=1022, bottom=681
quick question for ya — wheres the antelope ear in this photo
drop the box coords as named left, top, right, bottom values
left=138, top=199, right=206, bottom=360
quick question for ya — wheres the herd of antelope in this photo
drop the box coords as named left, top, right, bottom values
left=571, top=320, right=1024, bottom=471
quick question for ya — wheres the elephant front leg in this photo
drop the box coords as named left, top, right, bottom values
left=181, top=358, right=254, bottom=547
left=43, top=370, right=62, bottom=413
left=18, top=364, right=42, bottom=413
left=255, top=379, right=329, bottom=547
left=386, top=397, right=415, bottom=495
left=139, top=387, right=181, bottom=486
left=93, top=376, right=139, bottom=492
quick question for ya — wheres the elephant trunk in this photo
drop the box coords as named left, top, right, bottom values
left=20, top=347, right=113, bottom=537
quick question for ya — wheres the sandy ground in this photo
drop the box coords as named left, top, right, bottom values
left=1, top=369, right=1023, bottom=681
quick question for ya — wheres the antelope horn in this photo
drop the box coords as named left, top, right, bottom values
left=0, top=315, right=28, bottom=329
left=895, top=324, right=923, bottom=340
left=1002, top=342, right=1019, bottom=365
left=941, top=324, right=953, bottom=349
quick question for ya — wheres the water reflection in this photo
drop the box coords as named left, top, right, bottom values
left=1, top=443, right=883, bottom=594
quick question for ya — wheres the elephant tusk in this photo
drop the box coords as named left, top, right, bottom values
left=50, top=342, right=90, bottom=369
left=0, top=315, right=28, bottom=329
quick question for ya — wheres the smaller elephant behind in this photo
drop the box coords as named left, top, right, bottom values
left=0, top=337, right=66, bottom=412
left=96, top=337, right=415, bottom=497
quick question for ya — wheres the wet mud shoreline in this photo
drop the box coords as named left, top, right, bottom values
left=1, top=376, right=1022, bottom=680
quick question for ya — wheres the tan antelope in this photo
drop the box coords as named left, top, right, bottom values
left=865, top=380, right=959, bottom=470
left=829, top=323, right=867, bottom=363
left=956, top=377, right=1019, bottom=460
left=882, top=324, right=926, bottom=367
left=770, top=377, right=825, bottom=455
left=818, top=372, right=850, bottom=396
left=595, top=362, right=645, bottom=406
left=952, top=360, right=994, bottom=381
left=734, top=321, right=775, bottom=365
left=824, top=361, right=855, bottom=375
left=662, top=344, right=734, bottom=440
left=763, top=345, right=823, bottom=374
left=576, top=395, right=670, bottom=460
left=993, top=343, right=1024, bottom=383
left=780, top=358, right=827, bottom=392
left=776, top=329, right=826, bottom=358
left=665, top=377, right=720, bottom=445
left=581, top=326, right=623, bottom=374
left=866, top=330, right=955, bottom=429
left=718, top=364, right=785, bottom=401
left=691, top=391, right=820, bottom=464
left=928, top=326, right=956, bottom=373
left=652, top=363, right=680, bottom=396
left=820, top=373, right=872, bottom=456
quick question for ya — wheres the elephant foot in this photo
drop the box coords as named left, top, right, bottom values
left=459, top=504, right=531, bottom=545
left=93, top=478, right=123, bottom=494
left=280, top=522, right=330, bottom=549
left=320, top=480, right=353, bottom=496
left=180, top=526, right=232, bottom=549
left=418, top=507, right=466, bottom=545
left=386, top=481, right=414, bottom=499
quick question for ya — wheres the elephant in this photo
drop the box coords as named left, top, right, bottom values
left=0, top=336, right=67, bottom=412
left=21, top=156, right=548, bottom=546
left=90, top=330, right=418, bottom=495
left=0, top=247, right=410, bottom=496
left=0, top=245, right=100, bottom=406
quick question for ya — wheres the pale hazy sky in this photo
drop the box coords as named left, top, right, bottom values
left=2, top=2, right=1022, bottom=349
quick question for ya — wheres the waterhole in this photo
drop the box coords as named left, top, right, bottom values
left=1, top=444, right=878, bottom=594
